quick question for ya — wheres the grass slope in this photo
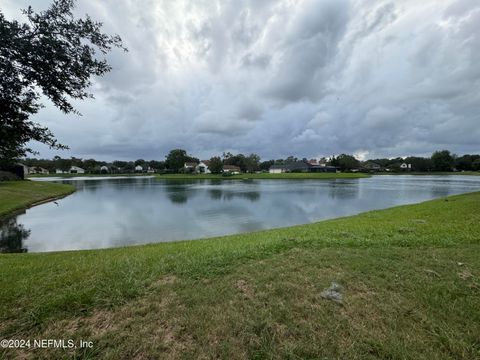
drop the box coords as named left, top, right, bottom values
left=0, top=192, right=479, bottom=359
left=0, top=181, right=75, bottom=217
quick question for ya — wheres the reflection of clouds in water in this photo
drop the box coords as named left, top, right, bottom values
left=14, top=176, right=480, bottom=252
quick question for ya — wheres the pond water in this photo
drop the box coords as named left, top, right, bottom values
left=1, top=175, right=479, bottom=253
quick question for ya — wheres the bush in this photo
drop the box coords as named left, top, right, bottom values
left=0, top=171, right=19, bottom=181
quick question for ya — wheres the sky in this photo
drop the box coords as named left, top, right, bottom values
left=2, top=0, right=480, bottom=161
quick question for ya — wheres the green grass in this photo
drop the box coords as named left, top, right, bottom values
left=1, top=192, right=479, bottom=359
left=0, top=181, right=75, bottom=217
left=155, top=172, right=370, bottom=180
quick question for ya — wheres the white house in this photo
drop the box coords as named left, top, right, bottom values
left=196, top=160, right=211, bottom=174
left=100, top=165, right=109, bottom=173
left=147, top=167, right=155, bottom=173
left=400, top=163, right=412, bottom=170
left=135, top=165, right=144, bottom=172
left=223, top=165, right=241, bottom=174
left=184, top=162, right=198, bottom=172
left=69, top=166, right=85, bottom=174
left=30, top=167, right=49, bottom=174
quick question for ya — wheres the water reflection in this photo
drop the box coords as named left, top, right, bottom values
left=1, top=175, right=479, bottom=253
left=0, top=214, right=30, bottom=253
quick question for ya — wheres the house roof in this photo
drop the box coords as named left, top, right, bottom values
left=184, top=162, right=198, bottom=167
left=363, top=161, right=381, bottom=168
left=200, top=160, right=211, bottom=166
left=269, top=161, right=311, bottom=171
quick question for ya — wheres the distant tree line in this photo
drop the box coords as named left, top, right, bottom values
left=18, top=149, right=480, bottom=175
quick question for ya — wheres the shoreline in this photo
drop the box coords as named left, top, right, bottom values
left=0, top=181, right=76, bottom=218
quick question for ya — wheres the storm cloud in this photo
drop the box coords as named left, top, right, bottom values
left=2, top=0, right=479, bottom=160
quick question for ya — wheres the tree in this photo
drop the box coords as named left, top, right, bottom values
left=333, top=154, right=359, bottom=171
left=431, top=150, right=454, bottom=171
left=209, top=157, right=223, bottom=174
left=0, top=0, right=126, bottom=166
left=404, top=156, right=432, bottom=172
left=147, top=160, right=165, bottom=170
left=455, top=154, right=474, bottom=171
left=224, top=153, right=247, bottom=172
left=245, top=153, right=260, bottom=173
left=165, top=149, right=198, bottom=172
left=259, top=160, right=275, bottom=171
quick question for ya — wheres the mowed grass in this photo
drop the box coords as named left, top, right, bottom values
left=155, top=172, right=369, bottom=180
left=0, top=192, right=479, bottom=359
left=0, top=181, right=75, bottom=217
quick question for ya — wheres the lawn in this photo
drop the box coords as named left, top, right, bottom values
left=0, top=181, right=75, bottom=217
left=0, top=191, right=479, bottom=359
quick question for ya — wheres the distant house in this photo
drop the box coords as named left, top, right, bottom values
left=17, top=163, right=31, bottom=177
left=196, top=160, right=211, bottom=174
left=56, top=169, right=65, bottom=174
left=100, top=165, right=109, bottom=173
left=183, top=162, right=197, bottom=171
left=269, top=165, right=287, bottom=174
left=135, top=165, right=144, bottom=172
left=363, top=161, right=382, bottom=171
left=270, top=161, right=336, bottom=173
left=69, top=166, right=85, bottom=174
left=147, top=167, right=155, bottom=173
left=400, top=163, right=412, bottom=170
left=184, top=162, right=198, bottom=172
left=223, top=165, right=241, bottom=174
left=309, top=165, right=337, bottom=173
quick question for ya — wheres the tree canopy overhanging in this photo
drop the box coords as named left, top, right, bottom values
left=0, top=0, right=126, bottom=166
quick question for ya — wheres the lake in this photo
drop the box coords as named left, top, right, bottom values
left=1, top=175, right=480, bottom=253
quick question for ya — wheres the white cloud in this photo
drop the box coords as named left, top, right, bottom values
left=2, top=0, right=479, bottom=160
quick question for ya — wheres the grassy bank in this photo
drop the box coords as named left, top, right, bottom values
left=0, top=181, right=75, bottom=217
left=155, top=172, right=369, bottom=180
left=1, top=192, right=479, bottom=359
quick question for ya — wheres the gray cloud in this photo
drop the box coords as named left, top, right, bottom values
left=2, top=0, right=479, bottom=161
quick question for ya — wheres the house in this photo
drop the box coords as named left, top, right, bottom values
left=36, top=167, right=49, bottom=174
left=269, top=161, right=310, bottom=173
left=269, top=165, right=287, bottom=174
left=100, top=165, right=109, bottom=173
left=363, top=161, right=382, bottom=171
left=25, top=166, right=49, bottom=174
left=400, top=163, right=412, bottom=170
left=69, top=166, right=85, bottom=174
left=135, top=165, right=144, bottom=172
left=196, top=160, right=211, bottom=174
left=309, top=165, right=337, bottom=173
left=270, top=161, right=336, bottom=173
left=184, top=162, right=198, bottom=172
left=223, top=165, right=241, bottom=174
left=56, top=169, right=66, bottom=174
left=16, top=163, right=31, bottom=177
left=147, top=167, right=155, bottom=173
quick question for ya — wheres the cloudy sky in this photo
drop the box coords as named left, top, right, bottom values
left=2, top=0, right=480, bottom=161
